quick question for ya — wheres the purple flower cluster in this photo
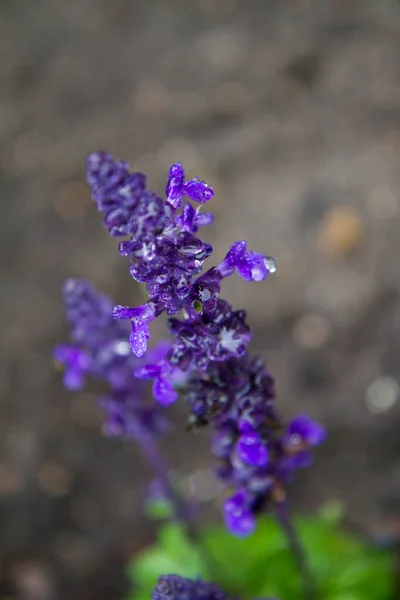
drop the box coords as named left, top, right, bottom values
left=86, top=152, right=275, bottom=408
left=56, top=150, right=325, bottom=538
left=54, top=279, right=168, bottom=439
left=184, top=355, right=325, bottom=537
left=152, top=574, right=275, bottom=600
left=152, top=575, right=226, bottom=600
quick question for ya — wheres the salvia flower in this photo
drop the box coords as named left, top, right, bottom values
left=152, top=575, right=226, bottom=600
left=86, top=152, right=275, bottom=359
left=183, top=353, right=325, bottom=537
left=54, top=278, right=168, bottom=440
left=151, top=574, right=276, bottom=600
left=57, top=151, right=325, bottom=539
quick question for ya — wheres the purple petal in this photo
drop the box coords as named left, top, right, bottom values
left=134, top=363, right=161, bottom=379
left=195, top=211, right=214, bottom=228
left=129, top=319, right=150, bottom=357
left=165, top=163, right=185, bottom=209
left=145, top=339, right=172, bottom=363
left=217, top=241, right=247, bottom=278
left=217, top=243, right=276, bottom=282
left=104, top=207, right=129, bottom=236
left=237, top=431, right=269, bottom=467
left=183, top=178, right=214, bottom=204
left=236, top=251, right=268, bottom=282
left=226, top=240, right=247, bottom=262
left=113, top=302, right=156, bottom=322
left=288, top=414, right=326, bottom=446
left=113, top=305, right=138, bottom=319
left=223, top=491, right=256, bottom=537
left=152, top=376, right=178, bottom=405
left=178, top=203, right=196, bottom=231
left=54, top=345, right=92, bottom=371
left=283, top=450, right=313, bottom=470
left=63, top=368, right=85, bottom=390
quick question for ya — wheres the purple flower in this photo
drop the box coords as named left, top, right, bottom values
left=165, top=163, right=214, bottom=210
left=165, top=163, right=185, bottom=209
left=175, top=203, right=214, bottom=233
left=223, top=491, right=256, bottom=537
left=280, top=414, right=326, bottom=470
left=129, top=319, right=151, bottom=357
left=56, top=152, right=324, bottom=541
left=286, top=414, right=326, bottom=447
left=237, top=431, right=269, bottom=467
left=100, top=391, right=169, bottom=439
left=152, top=575, right=226, bottom=600
left=183, top=352, right=324, bottom=537
left=54, top=344, right=92, bottom=390
left=152, top=575, right=275, bottom=600
left=153, top=376, right=179, bottom=406
left=54, top=278, right=169, bottom=441
left=85, top=152, right=271, bottom=356
left=86, top=151, right=146, bottom=236
left=182, top=177, right=214, bottom=204
left=113, top=303, right=158, bottom=356
left=218, top=241, right=276, bottom=282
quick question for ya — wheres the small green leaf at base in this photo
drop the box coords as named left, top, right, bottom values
left=127, top=507, right=395, bottom=600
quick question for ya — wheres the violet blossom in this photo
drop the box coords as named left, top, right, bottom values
left=152, top=574, right=275, bottom=600
left=184, top=355, right=325, bottom=537
left=152, top=575, right=226, bottom=600
left=56, top=150, right=325, bottom=539
left=54, top=278, right=169, bottom=440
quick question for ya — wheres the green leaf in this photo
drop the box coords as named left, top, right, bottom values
left=128, top=523, right=208, bottom=599
left=127, top=512, right=395, bottom=600
left=126, top=592, right=148, bottom=600
left=130, top=548, right=183, bottom=588
left=200, top=517, right=287, bottom=594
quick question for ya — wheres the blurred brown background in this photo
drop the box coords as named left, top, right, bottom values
left=1, top=0, right=400, bottom=598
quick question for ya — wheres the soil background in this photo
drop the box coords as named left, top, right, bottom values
left=1, top=1, right=400, bottom=598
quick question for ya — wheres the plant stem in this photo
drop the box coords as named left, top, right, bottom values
left=139, top=431, right=193, bottom=525
left=139, top=433, right=220, bottom=573
left=275, top=502, right=315, bottom=600
left=138, top=431, right=216, bottom=574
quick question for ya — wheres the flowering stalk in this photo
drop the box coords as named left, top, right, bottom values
left=54, top=279, right=193, bottom=526
left=56, top=151, right=326, bottom=599
left=138, top=431, right=190, bottom=524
